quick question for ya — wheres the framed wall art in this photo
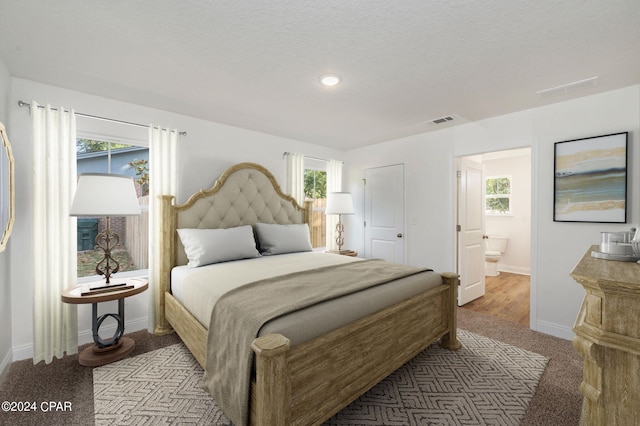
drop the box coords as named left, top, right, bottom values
left=554, top=132, right=628, bottom=223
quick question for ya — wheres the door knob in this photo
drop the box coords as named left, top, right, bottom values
left=397, top=233, right=403, bottom=238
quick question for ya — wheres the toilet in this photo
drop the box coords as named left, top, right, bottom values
left=485, top=235, right=508, bottom=276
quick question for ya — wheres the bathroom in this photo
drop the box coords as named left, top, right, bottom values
left=483, top=147, right=531, bottom=277
left=458, top=148, right=532, bottom=327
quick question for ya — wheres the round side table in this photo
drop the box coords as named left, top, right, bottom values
left=61, top=277, right=148, bottom=366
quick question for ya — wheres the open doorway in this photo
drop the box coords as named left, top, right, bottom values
left=457, top=147, right=531, bottom=327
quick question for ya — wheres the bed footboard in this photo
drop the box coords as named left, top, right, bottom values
left=250, top=272, right=459, bottom=426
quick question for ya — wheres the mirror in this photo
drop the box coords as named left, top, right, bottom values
left=0, top=121, right=15, bottom=252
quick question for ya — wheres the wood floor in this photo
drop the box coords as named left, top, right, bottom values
left=461, top=272, right=530, bottom=327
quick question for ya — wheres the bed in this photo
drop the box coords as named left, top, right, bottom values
left=153, top=162, right=460, bottom=426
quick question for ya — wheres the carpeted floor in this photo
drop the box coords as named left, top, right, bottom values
left=93, top=330, right=548, bottom=425
left=0, top=308, right=583, bottom=425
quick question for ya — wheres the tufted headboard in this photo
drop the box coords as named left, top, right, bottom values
left=155, top=162, right=312, bottom=333
left=173, top=162, right=311, bottom=265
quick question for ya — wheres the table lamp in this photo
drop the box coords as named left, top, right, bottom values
left=325, top=192, right=354, bottom=253
left=70, top=173, right=141, bottom=288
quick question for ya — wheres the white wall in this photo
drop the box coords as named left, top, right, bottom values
left=531, top=86, right=639, bottom=338
left=0, top=57, right=12, bottom=380
left=9, top=78, right=344, bottom=361
left=484, top=151, right=531, bottom=275
left=344, top=129, right=457, bottom=274
left=345, top=85, right=640, bottom=340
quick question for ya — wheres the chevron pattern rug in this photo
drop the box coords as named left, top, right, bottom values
left=93, top=330, right=548, bottom=425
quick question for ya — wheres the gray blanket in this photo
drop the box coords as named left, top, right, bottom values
left=201, top=258, right=430, bottom=425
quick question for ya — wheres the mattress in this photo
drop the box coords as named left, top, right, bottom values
left=171, top=251, right=442, bottom=346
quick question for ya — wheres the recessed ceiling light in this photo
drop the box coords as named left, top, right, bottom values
left=320, top=74, right=341, bottom=87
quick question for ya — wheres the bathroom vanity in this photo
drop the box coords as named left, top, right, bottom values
left=570, top=245, right=640, bottom=425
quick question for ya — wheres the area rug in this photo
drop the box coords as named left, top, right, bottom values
left=93, top=330, right=548, bottom=425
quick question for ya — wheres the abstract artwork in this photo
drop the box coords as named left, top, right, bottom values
left=554, top=132, right=628, bottom=223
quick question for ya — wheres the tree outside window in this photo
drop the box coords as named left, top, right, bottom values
left=485, top=176, right=511, bottom=215
left=76, top=139, right=130, bottom=153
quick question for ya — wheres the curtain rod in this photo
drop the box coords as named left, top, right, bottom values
left=283, top=152, right=343, bottom=164
left=17, top=100, right=187, bottom=136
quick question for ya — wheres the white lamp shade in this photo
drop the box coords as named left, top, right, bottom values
left=325, top=192, right=354, bottom=215
left=70, top=173, right=141, bottom=217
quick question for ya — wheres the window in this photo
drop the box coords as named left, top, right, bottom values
left=304, top=168, right=327, bottom=248
left=485, top=175, right=511, bottom=215
left=76, top=138, right=149, bottom=279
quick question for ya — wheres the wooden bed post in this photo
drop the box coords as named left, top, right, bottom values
left=155, top=194, right=176, bottom=335
left=251, top=334, right=291, bottom=426
left=440, top=272, right=461, bottom=350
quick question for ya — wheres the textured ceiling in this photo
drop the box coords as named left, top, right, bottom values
left=1, top=1, right=639, bottom=150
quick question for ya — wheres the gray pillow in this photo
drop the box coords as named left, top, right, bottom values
left=177, top=225, right=260, bottom=268
left=255, top=223, right=312, bottom=255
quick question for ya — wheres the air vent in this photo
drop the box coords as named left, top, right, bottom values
left=536, top=76, right=599, bottom=99
left=426, top=115, right=456, bottom=125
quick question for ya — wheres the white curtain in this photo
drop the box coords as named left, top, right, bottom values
left=285, top=152, right=305, bottom=205
left=32, top=102, right=78, bottom=364
left=325, top=159, right=343, bottom=250
left=148, top=126, right=178, bottom=332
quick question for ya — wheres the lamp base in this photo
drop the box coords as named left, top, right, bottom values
left=81, top=283, right=134, bottom=296
left=325, top=249, right=358, bottom=257
left=89, top=282, right=127, bottom=291
left=94, top=217, right=122, bottom=284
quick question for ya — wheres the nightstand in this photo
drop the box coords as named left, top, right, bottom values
left=325, top=250, right=358, bottom=257
left=61, top=277, right=148, bottom=366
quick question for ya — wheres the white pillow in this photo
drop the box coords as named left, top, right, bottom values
left=177, top=225, right=260, bottom=268
left=255, top=223, right=312, bottom=255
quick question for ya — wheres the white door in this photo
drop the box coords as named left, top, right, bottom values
left=364, top=164, right=404, bottom=263
left=457, top=158, right=486, bottom=305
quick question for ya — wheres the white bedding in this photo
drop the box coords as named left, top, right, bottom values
left=171, top=251, right=443, bottom=347
left=171, top=251, right=360, bottom=328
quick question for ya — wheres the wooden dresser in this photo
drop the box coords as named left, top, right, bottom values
left=571, top=245, right=640, bottom=425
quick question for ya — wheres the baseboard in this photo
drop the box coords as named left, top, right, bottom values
left=11, top=342, right=32, bottom=362
left=11, top=316, right=149, bottom=362
left=497, top=264, right=531, bottom=275
left=0, top=347, right=12, bottom=384
left=534, top=320, right=575, bottom=341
